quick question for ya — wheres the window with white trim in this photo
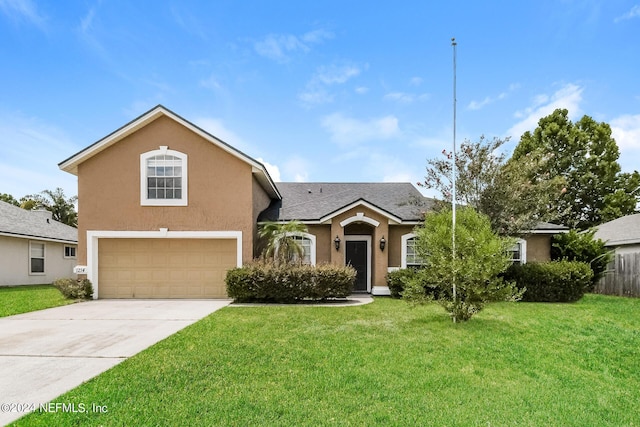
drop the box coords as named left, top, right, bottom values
left=508, top=239, right=527, bottom=264
left=282, top=232, right=316, bottom=265
left=401, top=233, right=425, bottom=269
left=64, top=245, right=76, bottom=258
left=30, top=242, right=45, bottom=274
left=141, top=147, right=188, bottom=206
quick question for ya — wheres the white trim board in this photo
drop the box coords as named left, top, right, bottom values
left=86, top=230, right=243, bottom=299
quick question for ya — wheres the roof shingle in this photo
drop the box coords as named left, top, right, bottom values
left=0, top=201, right=78, bottom=243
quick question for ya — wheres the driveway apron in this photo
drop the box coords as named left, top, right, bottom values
left=0, top=299, right=230, bottom=426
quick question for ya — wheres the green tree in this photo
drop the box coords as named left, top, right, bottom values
left=22, top=188, right=78, bottom=227
left=0, top=193, right=20, bottom=206
left=513, top=109, right=640, bottom=230
left=403, top=207, right=523, bottom=322
left=258, top=221, right=308, bottom=265
left=551, top=229, right=612, bottom=291
left=421, top=136, right=565, bottom=236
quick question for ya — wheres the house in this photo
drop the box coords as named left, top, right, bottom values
left=592, top=213, right=640, bottom=297
left=59, top=105, right=566, bottom=299
left=0, top=201, right=78, bottom=286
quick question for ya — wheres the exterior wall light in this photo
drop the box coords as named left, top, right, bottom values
left=334, top=235, right=341, bottom=251
left=379, top=236, right=386, bottom=251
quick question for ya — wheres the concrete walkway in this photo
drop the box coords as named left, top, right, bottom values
left=0, top=299, right=230, bottom=426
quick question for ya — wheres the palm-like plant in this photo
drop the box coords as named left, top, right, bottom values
left=258, top=220, right=308, bottom=265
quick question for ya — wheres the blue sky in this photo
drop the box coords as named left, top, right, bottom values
left=1, top=0, right=639, bottom=201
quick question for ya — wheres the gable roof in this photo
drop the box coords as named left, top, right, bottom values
left=258, top=182, right=434, bottom=224
left=530, top=221, right=570, bottom=234
left=593, top=213, right=640, bottom=246
left=59, top=105, right=281, bottom=199
left=0, top=201, right=77, bottom=244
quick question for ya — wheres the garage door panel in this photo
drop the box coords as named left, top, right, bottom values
left=98, top=238, right=236, bottom=299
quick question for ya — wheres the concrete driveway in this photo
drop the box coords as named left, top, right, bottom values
left=0, top=299, right=230, bottom=426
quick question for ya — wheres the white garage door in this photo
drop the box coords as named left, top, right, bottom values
left=98, top=238, right=236, bottom=298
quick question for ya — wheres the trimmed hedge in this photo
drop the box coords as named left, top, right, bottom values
left=225, top=262, right=356, bottom=303
left=503, top=261, right=593, bottom=302
left=53, top=278, right=94, bottom=300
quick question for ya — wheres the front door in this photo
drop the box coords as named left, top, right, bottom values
left=346, top=240, right=369, bottom=292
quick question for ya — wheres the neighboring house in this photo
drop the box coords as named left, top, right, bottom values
left=58, top=105, right=567, bottom=299
left=592, top=213, right=640, bottom=297
left=0, top=201, right=78, bottom=286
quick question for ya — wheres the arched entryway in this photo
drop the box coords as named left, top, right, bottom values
left=344, top=222, right=374, bottom=292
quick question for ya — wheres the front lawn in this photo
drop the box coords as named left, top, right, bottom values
left=0, top=285, right=73, bottom=317
left=15, top=295, right=640, bottom=426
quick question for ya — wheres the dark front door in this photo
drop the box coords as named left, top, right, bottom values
left=346, top=240, right=368, bottom=292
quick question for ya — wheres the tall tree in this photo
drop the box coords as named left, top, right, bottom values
left=513, top=109, right=640, bottom=229
left=23, top=188, right=78, bottom=227
left=0, top=193, right=19, bottom=206
left=421, top=136, right=565, bottom=236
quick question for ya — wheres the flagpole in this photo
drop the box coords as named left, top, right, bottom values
left=451, top=37, right=457, bottom=322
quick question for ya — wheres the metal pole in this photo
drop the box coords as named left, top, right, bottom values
left=451, top=37, right=457, bottom=322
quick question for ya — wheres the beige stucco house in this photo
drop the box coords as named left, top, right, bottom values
left=59, top=105, right=565, bottom=299
left=0, top=201, right=78, bottom=286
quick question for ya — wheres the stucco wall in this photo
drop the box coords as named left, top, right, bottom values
left=252, top=177, right=273, bottom=258
left=525, top=235, right=551, bottom=262
left=307, top=225, right=331, bottom=264
left=77, top=115, right=257, bottom=264
left=388, top=225, right=416, bottom=268
left=0, top=236, right=77, bottom=285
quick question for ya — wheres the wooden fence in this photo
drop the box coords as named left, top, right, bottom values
left=594, top=252, right=640, bottom=298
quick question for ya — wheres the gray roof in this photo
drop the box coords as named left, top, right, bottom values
left=259, top=182, right=434, bottom=223
left=0, top=201, right=78, bottom=243
left=592, top=213, right=640, bottom=246
left=532, top=221, right=570, bottom=232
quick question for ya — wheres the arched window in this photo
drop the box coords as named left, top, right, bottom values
left=401, top=233, right=424, bottom=269
left=283, top=232, right=316, bottom=265
left=140, top=147, right=188, bottom=206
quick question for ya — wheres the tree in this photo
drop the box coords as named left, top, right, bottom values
left=513, top=109, right=640, bottom=230
left=551, top=229, right=612, bottom=291
left=258, top=220, right=308, bottom=265
left=421, top=135, right=565, bottom=236
left=22, top=188, right=78, bottom=227
left=0, top=193, right=19, bottom=206
left=403, top=207, right=523, bottom=322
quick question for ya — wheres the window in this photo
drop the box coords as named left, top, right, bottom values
left=30, top=242, right=45, bottom=274
left=281, top=232, right=316, bottom=265
left=141, top=147, right=188, bottom=206
left=508, top=239, right=527, bottom=264
left=402, top=233, right=425, bottom=268
left=64, top=245, right=76, bottom=258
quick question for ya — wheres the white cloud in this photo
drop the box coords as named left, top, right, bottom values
left=283, top=156, right=311, bottom=182
left=200, top=74, right=223, bottom=91
left=383, top=92, right=429, bottom=104
left=614, top=5, right=640, bottom=22
left=409, top=77, right=423, bottom=86
left=0, top=0, right=46, bottom=29
left=322, top=113, right=400, bottom=144
left=299, top=63, right=364, bottom=106
left=468, top=83, right=519, bottom=110
left=507, top=83, right=584, bottom=139
left=611, top=114, right=640, bottom=151
left=254, top=29, right=333, bottom=63
left=355, top=86, right=369, bottom=94
left=256, top=158, right=282, bottom=182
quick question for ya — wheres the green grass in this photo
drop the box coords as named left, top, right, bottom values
left=14, top=295, right=640, bottom=426
left=0, top=285, right=73, bottom=317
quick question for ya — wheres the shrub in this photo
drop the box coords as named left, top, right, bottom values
left=551, top=229, right=612, bottom=291
left=503, top=261, right=593, bottom=302
left=225, top=262, right=356, bottom=303
left=386, top=269, right=414, bottom=298
left=53, top=278, right=94, bottom=300
left=406, top=207, right=522, bottom=322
